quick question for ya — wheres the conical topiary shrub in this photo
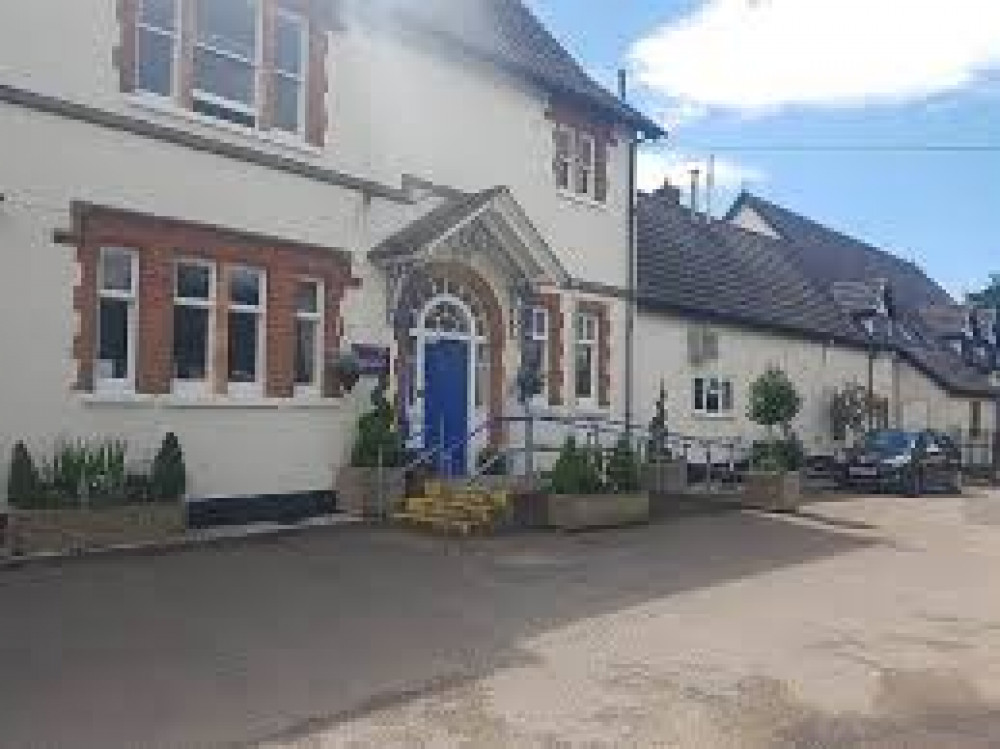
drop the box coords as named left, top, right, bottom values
left=7, top=441, right=40, bottom=509
left=151, top=432, right=187, bottom=502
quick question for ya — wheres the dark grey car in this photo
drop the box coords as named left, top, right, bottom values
left=838, top=430, right=963, bottom=496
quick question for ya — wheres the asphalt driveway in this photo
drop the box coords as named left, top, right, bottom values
left=2, top=494, right=999, bottom=747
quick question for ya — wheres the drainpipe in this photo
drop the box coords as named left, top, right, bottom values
left=619, top=69, right=637, bottom=437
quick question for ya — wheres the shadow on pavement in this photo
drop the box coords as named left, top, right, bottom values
left=0, top=510, right=879, bottom=748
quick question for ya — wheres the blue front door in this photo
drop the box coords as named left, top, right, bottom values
left=424, top=339, right=470, bottom=475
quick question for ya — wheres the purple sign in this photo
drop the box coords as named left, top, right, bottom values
left=352, top=344, right=391, bottom=377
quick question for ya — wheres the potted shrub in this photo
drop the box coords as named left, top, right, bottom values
left=336, top=379, right=407, bottom=518
left=545, top=436, right=649, bottom=530
left=744, top=367, right=805, bottom=512
left=641, top=380, right=688, bottom=496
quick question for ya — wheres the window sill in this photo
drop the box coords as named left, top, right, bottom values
left=126, top=93, right=321, bottom=160
left=80, top=393, right=343, bottom=410
left=557, top=189, right=607, bottom=211
left=692, top=412, right=737, bottom=421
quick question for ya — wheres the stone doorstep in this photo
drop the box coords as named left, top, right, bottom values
left=0, top=513, right=364, bottom=572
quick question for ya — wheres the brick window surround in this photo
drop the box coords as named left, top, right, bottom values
left=65, top=203, right=358, bottom=398
left=546, top=100, right=615, bottom=203
left=116, top=0, right=330, bottom=147
left=395, top=262, right=506, bottom=447
left=537, top=293, right=564, bottom=406
left=577, top=299, right=611, bottom=408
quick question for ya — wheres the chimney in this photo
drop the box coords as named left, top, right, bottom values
left=689, top=168, right=701, bottom=215
left=654, top=179, right=682, bottom=204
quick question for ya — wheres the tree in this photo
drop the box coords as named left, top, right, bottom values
left=151, top=433, right=187, bottom=501
left=647, top=380, right=671, bottom=461
left=830, top=383, right=870, bottom=442
left=967, top=273, right=1000, bottom=310
left=747, top=367, right=802, bottom=438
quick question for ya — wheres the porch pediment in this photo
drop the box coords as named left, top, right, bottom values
left=368, top=186, right=570, bottom=289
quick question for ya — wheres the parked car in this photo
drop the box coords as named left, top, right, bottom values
left=836, top=429, right=963, bottom=496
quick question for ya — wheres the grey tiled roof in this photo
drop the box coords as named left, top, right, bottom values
left=370, top=187, right=507, bottom=261
left=343, top=0, right=664, bottom=137
left=720, top=193, right=996, bottom=397
left=637, top=193, right=862, bottom=344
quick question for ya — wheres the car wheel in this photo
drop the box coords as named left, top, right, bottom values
left=903, top=469, right=923, bottom=498
left=950, top=471, right=963, bottom=495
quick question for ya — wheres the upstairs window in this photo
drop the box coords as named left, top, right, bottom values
left=194, top=0, right=260, bottom=127
left=273, top=9, right=307, bottom=134
left=693, top=376, right=734, bottom=417
left=126, top=0, right=324, bottom=144
left=551, top=123, right=606, bottom=202
left=136, top=0, right=178, bottom=97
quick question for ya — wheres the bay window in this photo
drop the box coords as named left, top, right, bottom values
left=97, top=248, right=139, bottom=390
left=173, top=260, right=214, bottom=392
left=294, top=279, right=322, bottom=394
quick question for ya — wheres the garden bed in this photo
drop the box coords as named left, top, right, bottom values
left=6, top=503, right=185, bottom=557
left=546, top=492, right=650, bottom=531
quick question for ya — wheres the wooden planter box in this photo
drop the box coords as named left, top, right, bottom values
left=546, top=492, right=650, bottom=531
left=642, top=459, right=688, bottom=495
left=743, top=471, right=802, bottom=512
left=336, top=466, right=406, bottom=518
left=8, top=503, right=185, bottom=556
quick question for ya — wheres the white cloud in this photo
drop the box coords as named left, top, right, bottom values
left=630, top=0, right=1000, bottom=117
left=636, top=151, right=765, bottom=200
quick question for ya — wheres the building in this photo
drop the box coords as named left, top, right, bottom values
left=0, top=0, right=992, bottom=507
left=635, top=186, right=998, bottom=454
left=0, top=0, right=660, bottom=503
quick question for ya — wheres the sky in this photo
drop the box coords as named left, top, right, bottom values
left=524, top=0, right=1000, bottom=300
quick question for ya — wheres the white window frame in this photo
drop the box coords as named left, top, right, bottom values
left=135, top=0, right=180, bottom=98
left=553, top=125, right=574, bottom=192
left=575, top=311, right=598, bottom=407
left=272, top=7, right=308, bottom=136
left=192, top=0, right=263, bottom=126
left=226, top=265, right=266, bottom=398
left=96, top=247, right=139, bottom=393
left=293, top=277, right=323, bottom=398
left=529, top=306, right=549, bottom=406
left=575, top=131, right=596, bottom=199
left=172, top=258, right=216, bottom=397
left=693, top=375, right=734, bottom=417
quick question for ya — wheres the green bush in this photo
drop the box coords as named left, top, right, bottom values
left=41, top=439, right=128, bottom=505
left=751, top=434, right=805, bottom=473
left=151, top=433, right=187, bottom=501
left=350, top=383, right=405, bottom=468
left=606, top=436, right=640, bottom=493
left=7, top=441, right=40, bottom=509
left=547, top=436, right=603, bottom=494
left=748, top=367, right=802, bottom=436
